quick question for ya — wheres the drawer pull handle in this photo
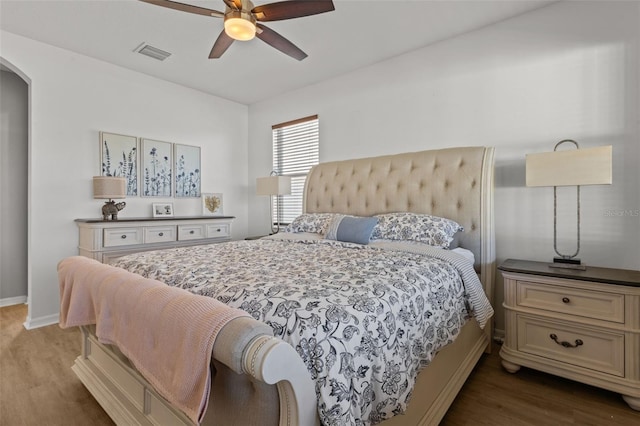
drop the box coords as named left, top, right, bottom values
left=121, top=235, right=127, bottom=239
left=217, top=228, right=221, bottom=232
left=158, top=232, right=164, bottom=237
left=549, top=333, right=583, bottom=349
left=562, top=297, right=570, bottom=304
left=189, top=230, right=195, bottom=234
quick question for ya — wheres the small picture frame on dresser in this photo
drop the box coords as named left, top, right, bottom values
left=202, top=193, right=223, bottom=216
left=152, top=203, right=174, bottom=218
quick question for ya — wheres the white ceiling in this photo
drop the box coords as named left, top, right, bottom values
left=0, top=0, right=554, bottom=105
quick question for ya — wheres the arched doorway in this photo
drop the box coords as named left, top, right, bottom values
left=0, top=58, right=30, bottom=324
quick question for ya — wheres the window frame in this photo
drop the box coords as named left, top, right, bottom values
left=271, top=114, right=319, bottom=226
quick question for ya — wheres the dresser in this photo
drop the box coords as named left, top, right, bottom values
left=76, top=216, right=235, bottom=263
left=499, top=259, right=640, bottom=411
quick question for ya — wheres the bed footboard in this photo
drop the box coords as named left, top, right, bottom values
left=242, top=335, right=319, bottom=426
left=74, top=321, right=318, bottom=426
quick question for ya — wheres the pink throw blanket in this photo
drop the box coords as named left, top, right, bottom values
left=58, top=256, right=249, bottom=424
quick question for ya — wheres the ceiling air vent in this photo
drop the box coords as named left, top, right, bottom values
left=134, top=43, right=171, bottom=61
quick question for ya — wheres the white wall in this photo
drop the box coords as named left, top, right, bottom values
left=248, top=1, right=640, bottom=333
left=0, top=31, right=249, bottom=327
left=0, top=69, right=28, bottom=304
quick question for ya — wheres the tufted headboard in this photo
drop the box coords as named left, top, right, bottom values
left=304, top=146, right=495, bottom=302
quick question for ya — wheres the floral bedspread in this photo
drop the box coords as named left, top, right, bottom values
left=112, top=239, right=481, bottom=425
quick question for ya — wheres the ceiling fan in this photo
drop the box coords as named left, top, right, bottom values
left=140, top=0, right=335, bottom=60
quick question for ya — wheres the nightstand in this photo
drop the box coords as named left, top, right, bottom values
left=498, top=259, right=640, bottom=411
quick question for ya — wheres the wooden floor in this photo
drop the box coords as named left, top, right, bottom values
left=1, top=304, right=638, bottom=425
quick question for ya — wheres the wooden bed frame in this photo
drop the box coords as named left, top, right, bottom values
left=71, top=146, right=495, bottom=426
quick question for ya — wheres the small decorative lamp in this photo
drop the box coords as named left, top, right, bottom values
left=93, top=176, right=127, bottom=220
left=526, top=140, right=612, bottom=270
left=256, top=173, right=292, bottom=234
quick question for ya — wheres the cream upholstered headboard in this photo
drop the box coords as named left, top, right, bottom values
left=303, top=146, right=495, bottom=302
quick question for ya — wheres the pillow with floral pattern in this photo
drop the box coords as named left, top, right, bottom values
left=283, top=213, right=336, bottom=234
left=370, top=212, right=463, bottom=248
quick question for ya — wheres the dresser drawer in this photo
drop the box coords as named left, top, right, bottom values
left=206, top=223, right=230, bottom=239
left=516, top=281, right=625, bottom=323
left=144, top=226, right=177, bottom=244
left=517, top=315, right=624, bottom=377
left=103, top=228, right=143, bottom=247
left=178, top=224, right=206, bottom=240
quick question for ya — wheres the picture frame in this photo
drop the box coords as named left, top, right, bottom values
left=152, top=202, right=174, bottom=218
left=202, top=193, right=223, bottom=216
left=175, top=144, right=201, bottom=198
left=100, top=132, right=138, bottom=196
left=141, top=138, right=173, bottom=197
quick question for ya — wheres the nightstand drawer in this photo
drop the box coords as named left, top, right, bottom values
left=178, top=224, right=205, bottom=240
left=516, top=281, right=625, bottom=323
left=104, top=228, right=143, bottom=247
left=144, top=226, right=177, bottom=244
left=517, top=315, right=624, bottom=377
left=206, top=223, right=230, bottom=239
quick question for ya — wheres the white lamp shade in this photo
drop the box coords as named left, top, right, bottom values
left=256, top=176, right=292, bottom=196
left=526, top=145, right=612, bottom=187
left=93, top=176, right=126, bottom=199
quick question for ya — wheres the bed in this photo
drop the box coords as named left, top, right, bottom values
left=60, top=146, right=495, bottom=426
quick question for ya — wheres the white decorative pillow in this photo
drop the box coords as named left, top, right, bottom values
left=370, top=212, right=463, bottom=248
left=283, top=213, right=335, bottom=234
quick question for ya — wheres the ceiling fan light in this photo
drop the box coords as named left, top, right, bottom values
left=224, top=17, right=256, bottom=41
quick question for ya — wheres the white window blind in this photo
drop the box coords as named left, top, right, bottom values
left=272, top=115, right=319, bottom=225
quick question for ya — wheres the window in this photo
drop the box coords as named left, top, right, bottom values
left=272, top=115, right=319, bottom=225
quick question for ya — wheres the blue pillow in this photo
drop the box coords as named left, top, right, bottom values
left=325, top=215, right=379, bottom=245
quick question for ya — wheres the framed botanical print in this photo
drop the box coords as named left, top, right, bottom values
left=100, top=132, right=138, bottom=196
left=202, top=193, right=223, bottom=215
left=175, top=144, right=201, bottom=197
left=141, top=138, right=173, bottom=197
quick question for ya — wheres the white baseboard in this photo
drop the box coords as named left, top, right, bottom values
left=493, top=328, right=505, bottom=344
left=0, top=295, right=27, bottom=307
left=23, top=313, right=59, bottom=330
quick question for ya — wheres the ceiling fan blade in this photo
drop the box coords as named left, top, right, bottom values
left=209, top=30, right=235, bottom=58
left=252, top=0, right=335, bottom=22
left=256, top=23, right=307, bottom=61
left=139, top=0, right=224, bottom=18
left=222, top=0, right=242, bottom=10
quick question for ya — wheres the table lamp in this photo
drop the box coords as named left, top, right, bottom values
left=93, top=176, right=127, bottom=220
left=256, top=173, right=292, bottom=233
left=526, top=140, right=612, bottom=269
